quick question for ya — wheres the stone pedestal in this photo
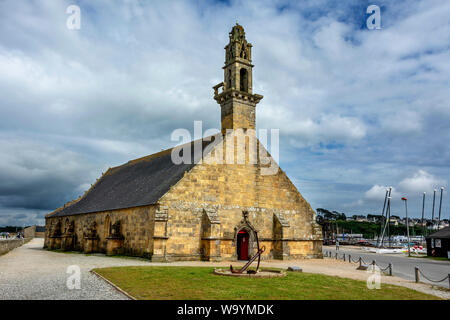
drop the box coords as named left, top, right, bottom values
left=106, top=237, right=124, bottom=256
left=84, top=237, right=99, bottom=253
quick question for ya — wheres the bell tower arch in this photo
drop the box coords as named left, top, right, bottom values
left=213, top=23, right=263, bottom=134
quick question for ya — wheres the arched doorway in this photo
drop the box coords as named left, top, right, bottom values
left=237, top=230, right=249, bottom=260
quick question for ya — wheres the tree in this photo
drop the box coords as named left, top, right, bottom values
left=316, top=208, right=334, bottom=220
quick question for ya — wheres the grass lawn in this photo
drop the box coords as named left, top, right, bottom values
left=93, top=266, right=440, bottom=300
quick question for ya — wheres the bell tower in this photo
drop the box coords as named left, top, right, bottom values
left=213, top=23, right=263, bottom=134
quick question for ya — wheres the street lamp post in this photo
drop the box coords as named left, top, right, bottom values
left=402, top=197, right=411, bottom=257
left=438, top=187, right=444, bottom=231
left=387, top=195, right=391, bottom=247
left=421, top=192, right=426, bottom=241
left=432, top=189, right=436, bottom=229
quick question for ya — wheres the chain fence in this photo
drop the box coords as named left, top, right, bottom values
left=415, top=267, right=450, bottom=288
left=324, top=250, right=393, bottom=275
left=324, top=250, right=450, bottom=288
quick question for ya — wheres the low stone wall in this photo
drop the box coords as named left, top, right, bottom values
left=0, top=238, right=31, bottom=256
left=24, top=226, right=46, bottom=238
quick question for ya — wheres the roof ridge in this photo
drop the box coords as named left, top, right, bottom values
left=48, top=135, right=218, bottom=217
left=108, top=135, right=217, bottom=173
left=46, top=167, right=113, bottom=218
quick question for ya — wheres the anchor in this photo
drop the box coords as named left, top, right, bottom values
left=230, top=230, right=265, bottom=274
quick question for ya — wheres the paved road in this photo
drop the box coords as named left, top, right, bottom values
left=323, top=246, right=450, bottom=288
left=0, top=238, right=154, bottom=300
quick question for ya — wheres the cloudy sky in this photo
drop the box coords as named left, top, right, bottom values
left=0, top=0, right=449, bottom=226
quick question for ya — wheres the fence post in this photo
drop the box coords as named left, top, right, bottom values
left=349, top=254, right=351, bottom=263
left=414, top=267, right=420, bottom=283
left=359, top=257, right=362, bottom=268
left=343, top=253, right=346, bottom=261
left=388, top=263, right=393, bottom=276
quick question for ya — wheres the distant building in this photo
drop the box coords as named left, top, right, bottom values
left=393, top=235, right=407, bottom=242
left=410, top=236, right=425, bottom=242
left=367, top=215, right=381, bottom=223
left=389, top=217, right=399, bottom=226
left=355, top=215, right=367, bottom=222
left=426, top=227, right=450, bottom=258
left=336, top=233, right=363, bottom=241
left=428, top=219, right=449, bottom=230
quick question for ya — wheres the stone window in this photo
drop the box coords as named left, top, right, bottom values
left=104, top=215, right=111, bottom=238
left=240, top=68, right=248, bottom=92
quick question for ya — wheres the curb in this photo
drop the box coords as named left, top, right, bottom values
left=90, top=269, right=137, bottom=300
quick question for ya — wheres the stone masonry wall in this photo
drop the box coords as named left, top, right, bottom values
left=0, top=239, right=31, bottom=256
left=44, top=134, right=322, bottom=261
left=158, top=133, right=322, bottom=261
left=45, top=205, right=155, bottom=258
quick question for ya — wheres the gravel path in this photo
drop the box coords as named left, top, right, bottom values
left=0, top=238, right=153, bottom=300
left=1, top=239, right=448, bottom=300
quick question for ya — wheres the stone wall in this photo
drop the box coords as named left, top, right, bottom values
left=0, top=239, right=30, bottom=256
left=157, top=133, right=322, bottom=261
left=44, top=134, right=322, bottom=261
left=24, top=226, right=35, bottom=238
left=45, top=205, right=156, bottom=257
left=24, top=226, right=46, bottom=238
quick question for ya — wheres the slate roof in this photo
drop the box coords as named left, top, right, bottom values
left=426, top=227, right=450, bottom=239
left=50, top=138, right=215, bottom=217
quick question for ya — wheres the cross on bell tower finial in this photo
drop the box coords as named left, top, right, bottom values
left=212, top=24, right=263, bottom=134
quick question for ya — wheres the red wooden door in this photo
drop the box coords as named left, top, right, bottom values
left=238, top=230, right=249, bottom=260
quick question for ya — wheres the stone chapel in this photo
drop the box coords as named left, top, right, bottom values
left=44, top=24, right=323, bottom=261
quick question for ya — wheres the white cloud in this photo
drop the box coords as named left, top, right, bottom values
left=0, top=0, right=450, bottom=223
left=364, top=185, right=399, bottom=201
left=398, top=170, right=446, bottom=193
left=264, top=113, right=366, bottom=148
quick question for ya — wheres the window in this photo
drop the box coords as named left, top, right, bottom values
left=240, top=68, right=248, bottom=92
left=104, top=216, right=111, bottom=237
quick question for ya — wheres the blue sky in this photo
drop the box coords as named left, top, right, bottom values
left=0, top=0, right=449, bottom=225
